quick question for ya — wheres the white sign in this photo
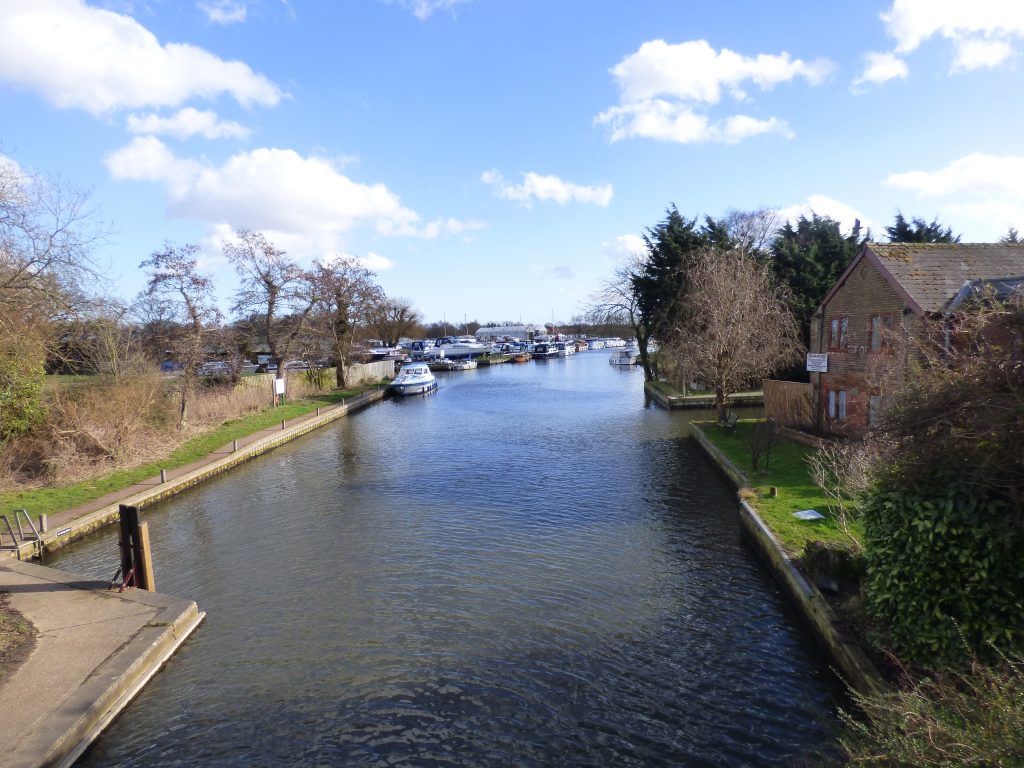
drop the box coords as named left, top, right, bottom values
left=806, top=353, right=828, bottom=373
left=274, top=378, right=286, bottom=395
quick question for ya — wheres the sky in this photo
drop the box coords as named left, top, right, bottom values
left=2, top=0, right=1023, bottom=328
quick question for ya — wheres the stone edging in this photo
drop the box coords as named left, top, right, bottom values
left=16, top=389, right=386, bottom=558
left=689, top=423, right=886, bottom=696
left=644, top=382, right=763, bottom=410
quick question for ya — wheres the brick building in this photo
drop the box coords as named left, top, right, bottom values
left=808, top=242, right=1024, bottom=435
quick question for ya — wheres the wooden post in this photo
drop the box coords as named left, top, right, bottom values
left=136, top=522, right=155, bottom=592
left=232, top=439, right=238, bottom=452
left=160, top=468, right=167, bottom=483
left=118, top=504, right=136, bottom=586
left=281, top=419, right=286, bottom=430
left=38, top=514, right=48, bottom=534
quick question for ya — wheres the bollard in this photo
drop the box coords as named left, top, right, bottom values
left=232, top=439, right=238, bottom=452
left=281, top=419, right=286, bottom=430
left=769, top=486, right=778, bottom=497
left=160, top=468, right=167, bottom=483
left=39, top=514, right=48, bottom=534
left=316, top=406, right=320, bottom=416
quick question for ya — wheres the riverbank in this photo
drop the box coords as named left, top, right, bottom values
left=2, top=387, right=387, bottom=559
left=0, top=559, right=204, bottom=768
left=689, top=422, right=885, bottom=696
left=644, top=380, right=763, bottom=409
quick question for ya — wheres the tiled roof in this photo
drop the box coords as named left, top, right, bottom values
left=869, top=243, right=1024, bottom=313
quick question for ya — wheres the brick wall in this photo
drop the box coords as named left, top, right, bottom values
left=810, top=257, right=913, bottom=435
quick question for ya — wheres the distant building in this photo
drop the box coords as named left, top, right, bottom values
left=473, top=324, right=539, bottom=342
left=808, top=242, right=1024, bottom=435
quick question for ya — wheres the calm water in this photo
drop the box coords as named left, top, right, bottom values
left=52, top=352, right=840, bottom=766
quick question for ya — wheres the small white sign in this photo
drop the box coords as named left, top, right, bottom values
left=806, top=353, right=828, bottom=372
left=793, top=509, right=824, bottom=521
left=274, top=378, right=286, bottom=395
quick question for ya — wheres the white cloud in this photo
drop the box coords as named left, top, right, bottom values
left=881, top=0, right=1024, bottom=71
left=481, top=170, right=613, bottom=207
left=126, top=108, right=251, bottom=139
left=597, top=39, right=830, bottom=144
left=0, top=0, right=282, bottom=115
left=603, top=234, right=647, bottom=265
left=852, top=51, right=909, bottom=89
left=596, top=100, right=793, bottom=144
left=105, top=138, right=479, bottom=261
left=885, top=153, right=1024, bottom=198
left=777, top=194, right=874, bottom=237
left=390, top=0, right=471, bottom=20
left=198, top=0, right=247, bottom=24
left=360, top=252, right=395, bottom=271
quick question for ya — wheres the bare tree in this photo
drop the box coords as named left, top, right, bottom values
left=589, top=253, right=657, bottom=380
left=663, top=248, right=804, bottom=421
left=311, top=257, right=384, bottom=388
left=224, top=230, right=315, bottom=378
left=140, top=242, right=223, bottom=429
left=0, top=154, right=107, bottom=331
left=721, top=208, right=779, bottom=257
left=366, top=297, right=421, bottom=347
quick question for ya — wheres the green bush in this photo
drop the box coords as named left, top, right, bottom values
left=0, top=342, right=45, bottom=440
left=862, top=471, right=1024, bottom=665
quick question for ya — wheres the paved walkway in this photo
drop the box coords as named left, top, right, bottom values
left=0, top=559, right=203, bottom=768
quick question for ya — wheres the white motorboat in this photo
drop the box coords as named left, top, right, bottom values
left=390, top=362, right=438, bottom=396
left=609, top=348, right=638, bottom=366
left=446, top=358, right=478, bottom=371
left=421, top=336, right=491, bottom=359
left=532, top=342, right=559, bottom=359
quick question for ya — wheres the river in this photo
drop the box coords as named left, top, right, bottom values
left=51, top=350, right=841, bottom=766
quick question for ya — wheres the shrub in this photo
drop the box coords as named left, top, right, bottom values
left=839, top=651, right=1024, bottom=766
left=862, top=471, right=1024, bottom=665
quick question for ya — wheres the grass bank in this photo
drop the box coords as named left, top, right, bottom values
left=1, top=386, right=377, bottom=523
left=695, top=419, right=862, bottom=556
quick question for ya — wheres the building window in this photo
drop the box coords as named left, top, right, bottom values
left=829, top=317, right=849, bottom=351
left=827, top=389, right=848, bottom=421
left=869, top=394, right=881, bottom=427
left=870, top=314, right=894, bottom=352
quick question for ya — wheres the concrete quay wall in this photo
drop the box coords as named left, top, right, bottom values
left=689, top=423, right=885, bottom=696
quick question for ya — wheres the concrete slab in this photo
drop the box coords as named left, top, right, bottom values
left=0, top=560, right=204, bottom=768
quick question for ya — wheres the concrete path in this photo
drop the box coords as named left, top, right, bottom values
left=0, top=559, right=204, bottom=768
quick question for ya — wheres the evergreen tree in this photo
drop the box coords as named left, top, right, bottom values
left=884, top=212, right=960, bottom=243
left=768, top=214, right=864, bottom=342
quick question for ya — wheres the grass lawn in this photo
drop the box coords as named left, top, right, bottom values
left=0, top=385, right=377, bottom=524
left=697, top=419, right=863, bottom=556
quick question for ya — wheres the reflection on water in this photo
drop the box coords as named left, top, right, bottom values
left=54, top=354, right=839, bottom=766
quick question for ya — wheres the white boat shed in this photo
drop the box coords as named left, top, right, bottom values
left=474, top=324, right=540, bottom=342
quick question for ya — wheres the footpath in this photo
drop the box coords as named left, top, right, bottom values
left=0, top=386, right=386, bottom=767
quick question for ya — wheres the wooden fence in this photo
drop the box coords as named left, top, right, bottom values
left=762, top=379, right=813, bottom=428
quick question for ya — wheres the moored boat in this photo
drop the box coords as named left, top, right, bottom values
left=390, top=362, right=438, bottom=395
left=609, top=348, right=638, bottom=366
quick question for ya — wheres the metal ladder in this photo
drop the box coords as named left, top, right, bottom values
left=1, top=509, right=42, bottom=560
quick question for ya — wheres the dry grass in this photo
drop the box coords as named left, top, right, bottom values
left=0, top=372, right=326, bottom=493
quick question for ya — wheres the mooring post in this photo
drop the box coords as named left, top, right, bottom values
left=232, top=439, right=238, bottom=452
left=316, top=406, right=320, bottom=416
left=281, top=419, right=286, bottom=430
left=160, top=468, right=167, bottom=483
left=136, top=521, right=155, bottom=592
left=39, top=514, right=48, bottom=534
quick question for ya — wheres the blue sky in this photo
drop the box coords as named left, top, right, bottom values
left=2, top=0, right=1023, bottom=327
